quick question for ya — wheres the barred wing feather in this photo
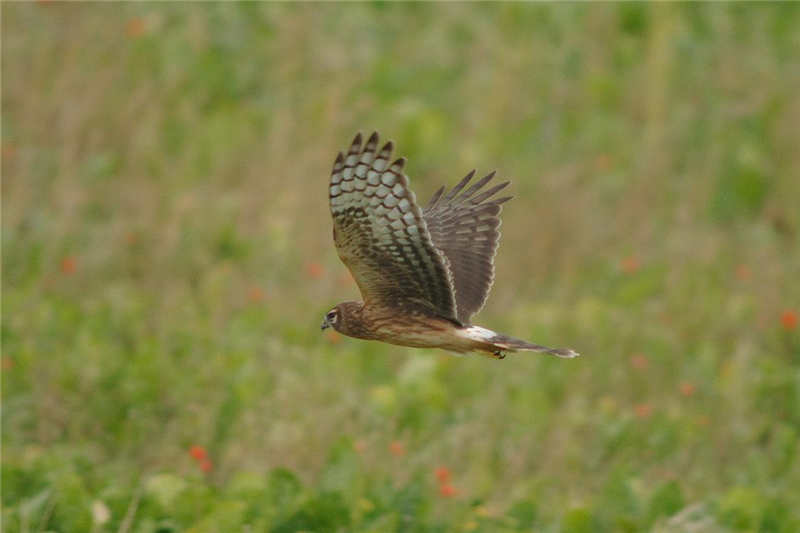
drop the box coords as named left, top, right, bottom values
left=423, top=170, right=512, bottom=323
left=329, top=132, right=459, bottom=321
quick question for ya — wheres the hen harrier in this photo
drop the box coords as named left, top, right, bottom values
left=321, top=132, right=578, bottom=360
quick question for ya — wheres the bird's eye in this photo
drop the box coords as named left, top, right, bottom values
left=326, top=310, right=337, bottom=322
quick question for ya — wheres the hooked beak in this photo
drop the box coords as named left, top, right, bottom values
left=321, top=318, right=332, bottom=331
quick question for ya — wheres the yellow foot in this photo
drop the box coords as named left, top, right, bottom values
left=476, top=349, right=506, bottom=360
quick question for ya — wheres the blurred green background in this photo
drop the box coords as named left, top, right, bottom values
left=2, top=3, right=800, bottom=532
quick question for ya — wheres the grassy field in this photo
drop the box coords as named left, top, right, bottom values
left=2, top=3, right=800, bottom=532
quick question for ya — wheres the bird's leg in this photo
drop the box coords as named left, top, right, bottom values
left=475, top=348, right=506, bottom=360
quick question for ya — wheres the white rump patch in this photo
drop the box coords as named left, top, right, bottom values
left=457, top=326, right=497, bottom=342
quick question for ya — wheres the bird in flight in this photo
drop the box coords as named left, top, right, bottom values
left=321, top=132, right=578, bottom=360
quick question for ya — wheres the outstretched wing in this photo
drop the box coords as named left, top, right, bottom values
left=423, top=170, right=513, bottom=323
left=329, top=132, right=459, bottom=321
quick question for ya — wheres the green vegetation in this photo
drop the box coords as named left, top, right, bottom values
left=2, top=3, right=799, bottom=532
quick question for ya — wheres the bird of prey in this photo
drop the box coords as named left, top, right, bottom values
left=321, top=132, right=578, bottom=360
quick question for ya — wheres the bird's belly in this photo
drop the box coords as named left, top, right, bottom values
left=368, top=318, right=469, bottom=352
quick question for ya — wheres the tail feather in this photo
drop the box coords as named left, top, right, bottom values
left=458, top=326, right=579, bottom=359
left=490, top=334, right=579, bottom=358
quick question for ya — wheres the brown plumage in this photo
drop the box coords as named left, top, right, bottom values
left=322, top=131, right=578, bottom=359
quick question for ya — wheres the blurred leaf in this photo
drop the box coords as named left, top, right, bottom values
left=561, top=507, right=597, bottom=533
left=712, top=146, right=770, bottom=220
left=186, top=501, right=246, bottom=533
left=717, top=486, right=765, bottom=530
left=50, top=469, right=92, bottom=532
left=81, top=152, right=120, bottom=184
left=265, top=469, right=303, bottom=517
left=507, top=499, right=537, bottom=529
left=146, top=474, right=187, bottom=511
left=619, top=3, right=650, bottom=35
left=319, top=438, right=359, bottom=494
left=646, top=481, right=685, bottom=527
left=272, top=492, right=350, bottom=533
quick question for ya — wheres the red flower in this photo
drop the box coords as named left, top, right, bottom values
left=696, top=415, right=711, bottom=427
left=124, top=232, right=139, bottom=246
left=630, top=354, right=649, bottom=371
left=634, top=403, right=652, bottom=419
left=679, top=381, right=697, bottom=397
left=735, top=265, right=752, bottom=281
left=189, top=445, right=208, bottom=461
left=247, top=287, right=266, bottom=304
left=338, top=273, right=356, bottom=287
left=439, top=483, right=459, bottom=498
left=127, top=18, right=146, bottom=38
left=189, top=445, right=213, bottom=473
left=597, top=154, right=614, bottom=172
left=434, top=466, right=451, bottom=483
left=621, top=256, right=640, bottom=274
left=198, top=458, right=213, bottom=473
left=1, top=142, right=17, bottom=161
left=305, top=262, right=324, bottom=279
left=781, top=310, right=798, bottom=331
left=60, top=256, right=77, bottom=275
left=389, top=441, right=405, bottom=457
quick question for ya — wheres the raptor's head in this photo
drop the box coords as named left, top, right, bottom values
left=320, top=306, right=340, bottom=332
left=321, top=301, right=363, bottom=336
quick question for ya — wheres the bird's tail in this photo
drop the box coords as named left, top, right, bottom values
left=489, top=333, right=579, bottom=358
left=459, top=325, right=579, bottom=359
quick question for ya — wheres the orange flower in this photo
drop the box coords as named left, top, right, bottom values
left=735, top=265, right=752, bottom=281
left=679, top=381, right=697, bottom=397
left=389, top=441, right=405, bottom=457
left=597, top=154, right=614, bottom=172
left=325, top=331, right=341, bottom=344
left=1, top=142, right=17, bottom=161
left=189, top=445, right=213, bottom=473
left=127, top=18, right=145, bottom=38
left=60, top=256, right=77, bottom=275
left=198, top=458, right=213, bottom=473
left=621, top=256, right=640, bottom=274
left=1, top=358, right=14, bottom=371
left=439, top=483, right=459, bottom=498
left=353, top=441, right=366, bottom=454
left=189, top=445, right=208, bottom=461
left=305, top=262, right=324, bottom=279
left=338, top=273, right=356, bottom=287
left=695, top=415, right=711, bottom=427
left=634, top=403, right=652, bottom=419
left=434, top=466, right=451, bottom=483
left=781, top=310, right=798, bottom=331
left=124, top=232, right=139, bottom=246
left=630, top=354, right=649, bottom=371
left=247, top=287, right=266, bottom=304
